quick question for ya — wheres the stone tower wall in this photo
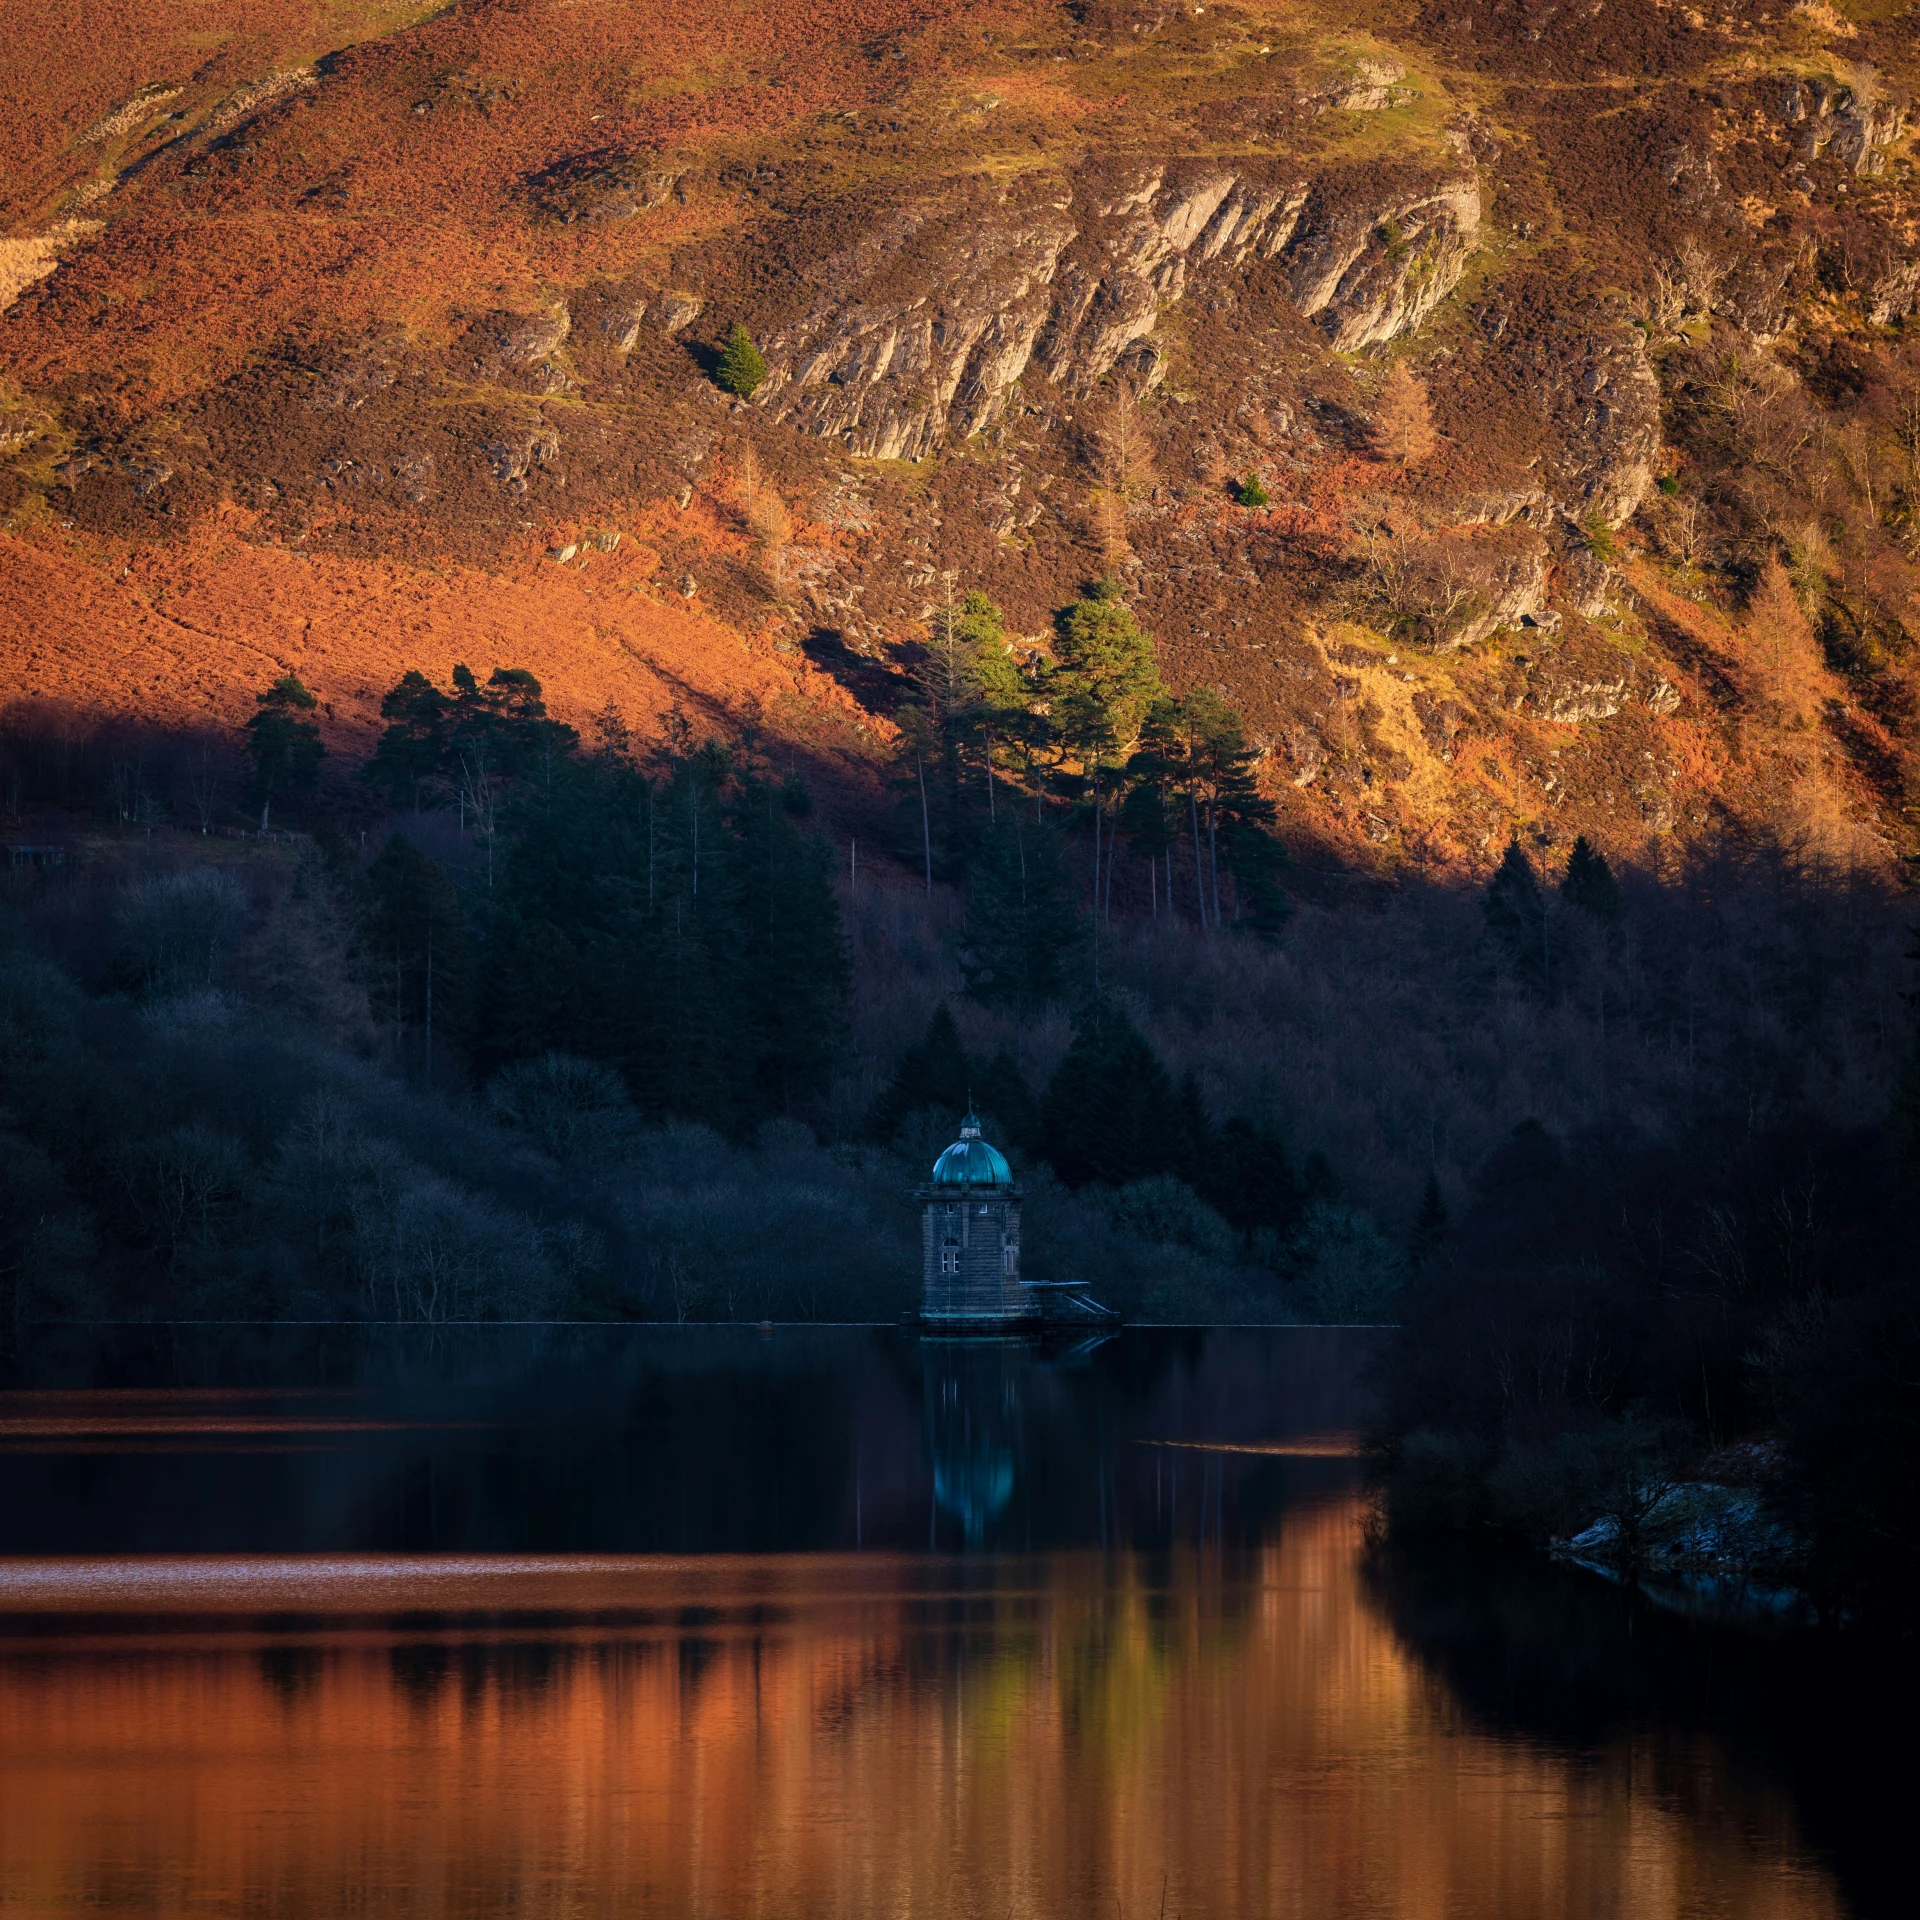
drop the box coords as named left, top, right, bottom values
left=921, top=1190, right=1026, bottom=1320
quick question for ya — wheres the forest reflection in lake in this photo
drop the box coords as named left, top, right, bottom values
left=0, top=1328, right=1898, bottom=1919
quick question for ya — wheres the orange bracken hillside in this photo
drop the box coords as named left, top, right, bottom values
left=3, top=0, right=1917, bottom=870
left=0, top=513, right=876, bottom=755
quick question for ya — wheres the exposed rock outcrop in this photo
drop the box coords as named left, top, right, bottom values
left=1553, top=329, right=1661, bottom=528
left=1280, top=167, right=1480, bottom=351
left=80, top=84, right=180, bottom=146
left=1512, top=634, right=1676, bottom=724
left=204, top=69, right=316, bottom=140
left=1557, top=546, right=1616, bottom=619
left=1445, top=290, right=1661, bottom=534
left=653, top=292, right=704, bottom=336
left=469, top=307, right=572, bottom=370
left=1867, top=256, right=1920, bottom=326
left=1773, top=74, right=1908, bottom=176
left=1310, top=58, right=1410, bottom=113
left=1453, top=538, right=1550, bottom=646
left=526, top=151, right=683, bottom=224
left=485, top=423, right=561, bottom=491
left=759, top=158, right=1478, bottom=459
left=600, top=303, right=647, bottom=352
left=761, top=196, right=1077, bottom=461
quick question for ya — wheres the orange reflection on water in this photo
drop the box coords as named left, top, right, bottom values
left=0, top=1496, right=1845, bottom=1920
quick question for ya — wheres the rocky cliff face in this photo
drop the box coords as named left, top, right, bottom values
left=1773, top=73, right=1908, bottom=175
left=1, top=0, right=1916, bottom=874
left=760, top=155, right=1478, bottom=459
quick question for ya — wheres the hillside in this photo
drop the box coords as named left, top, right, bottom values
left=3, top=0, right=1917, bottom=871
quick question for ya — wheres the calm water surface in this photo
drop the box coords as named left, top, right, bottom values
left=0, top=1327, right=1900, bottom=1918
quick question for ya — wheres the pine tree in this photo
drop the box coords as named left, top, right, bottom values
left=1485, top=838, right=1546, bottom=974
left=1117, top=771, right=1175, bottom=862
left=1203, top=1116, right=1301, bottom=1238
left=1371, top=363, right=1438, bottom=469
left=895, top=587, right=1020, bottom=876
left=1040, top=1000, right=1184, bottom=1188
left=954, top=591, right=1028, bottom=820
left=1186, top=688, right=1283, bottom=933
left=973, top=1048, right=1042, bottom=1157
left=245, top=673, right=324, bottom=829
left=472, top=741, right=849, bottom=1134
left=1231, top=828, right=1292, bottom=940
left=959, top=814, right=1085, bottom=1017
left=866, top=1004, right=972, bottom=1143
left=736, top=774, right=849, bottom=1113
left=892, top=703, right=945, bottom=894
left=364, top=670, right=449, bottom=809
left=1050, top=581, right=1164, bottom=755
left=362, top=831, right=471, bottom=1074
left=481, top=917, right=584, bottom=1068
left=1892, top=934, right=1920, bottom=1174
left=1411, top=1171, right=1449, bottom=1271
left=1131, top=698, right=1209, bottom=926
left=1127, top=690, right=1284, bottom=932
left=447, top=665, right=578, bottom=779
left=1561, top=834, right=1621, bottom=922
left=1238, top=473, right=1271, bottom=508
left=715, top=323, right=768, bottom=397
left=1172, top=1070, right=1215, bottom=1187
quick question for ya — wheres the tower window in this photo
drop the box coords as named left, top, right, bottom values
left=941, top=1246, right=960, bottom=1275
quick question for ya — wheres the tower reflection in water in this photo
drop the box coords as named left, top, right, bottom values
left=923, top=1336, right=1036, bottom=1546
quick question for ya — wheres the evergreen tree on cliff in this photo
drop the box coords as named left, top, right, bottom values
left=715, top=323, right=768, bottom=397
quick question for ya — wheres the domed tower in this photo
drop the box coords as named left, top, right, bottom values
left=918, top=1108, right=1031, bottom=1324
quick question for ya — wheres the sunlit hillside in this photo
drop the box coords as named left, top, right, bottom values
left=3, top=0, right=1916, bottom=872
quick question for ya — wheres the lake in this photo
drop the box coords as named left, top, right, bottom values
left=0, top=1326, right=1902, bottom=1918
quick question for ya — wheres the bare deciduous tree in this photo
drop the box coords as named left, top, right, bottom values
left=736, top=434, right=793, bottom=573
left=1657, top=492, right=1706, bottom=569
left=1370, top=363, right=1438, bottom=470
left=1087, top=388, right=1156, bottom=565
left=185, top=735, right=224, bottom=834
left=1354, top=517, right=1490, bottom=645
left=457, top=739, right=500, bottom=888
left=1674, top=234, right=1728, bottom=317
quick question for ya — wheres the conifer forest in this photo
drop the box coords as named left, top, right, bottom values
left=4, top=561, right=1918, bottom=1620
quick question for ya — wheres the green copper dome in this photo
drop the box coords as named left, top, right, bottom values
left=931, top=1109, right=1011, bottom=1187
